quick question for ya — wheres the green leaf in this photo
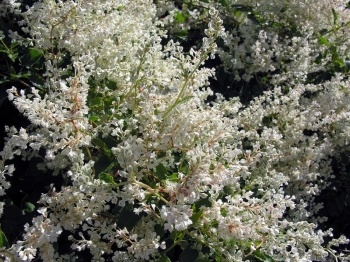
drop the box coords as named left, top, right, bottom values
left=332, top=8, right=338, bottom=25
left=344, top=60, right=350, bottom=70
left=94, top=155, right=114, bottom=176
left=251, top=249, right=276, bottom=262
left=90, top=96, right=104, bottom=108
left=29, top=48, right=43, bottom=60
left=190, top=209, right=203, bottom=225
left=178, top=96, right=193, bottom=107
left=195, top=259, right=211, bottom=262
left=118, top=205, right=142, bottom=231
left=234, top=10, right=248, bottom=24
left=19, top=48, right=43, bottom=67
left=175, top=30, right=189, bottom=41
left=29, top=73, right=45, bottom=86
left=155, top=254, right=171, bottom=262
left=174, top=11, right=185, bottom=23
left=193, top=196, right=212, bottom=211
left=231, top=4, right=254, bottom=12
left=319, top=28, right=328, bottom=35
left=9, top=66, right=16, bottom=76
left=219, top=0, right=228, bottom=7
left=167, top=173, right=179, bottom=182
left=154, top=224, right=165, bottom=238
left=22, top=202, right=35, bottom=215
left=155, top=163, right=168, bottom=181
left=220, top=208, right=228, bottom=217
left=99, top=172, right=116, bottom=185
left=89, top=115, right=100, bottom=122
left=92, top=138, right=113, bottom=158
left=179, top=246, right=199, bottom=262
left=178, top=159, right=190, bottom=174
left=0, top=228, right=9, bottom=248
left=7, top=53, right=18, bottom=62
left=318, top=36, right=329, bottom=46
left=105, top=79, right=118, bottom=90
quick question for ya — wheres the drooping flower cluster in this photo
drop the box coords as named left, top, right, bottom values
left=0, top=0, right=349, bottom=261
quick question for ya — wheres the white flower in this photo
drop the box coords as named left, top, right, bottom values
left=160, top=204, right=193, bottom=232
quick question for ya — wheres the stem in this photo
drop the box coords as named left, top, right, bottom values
left=162, top=43, right=215, bottom=119
left=49, top=5, right=78, bottom=58
left=133, top=179, right=169, bottom=204
left=163, top=231, right=186, bottom=253
left=0, top=38, right=10, bottom=53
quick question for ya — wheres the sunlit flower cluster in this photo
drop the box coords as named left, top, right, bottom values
left=0, top=0, right=350, bottom=261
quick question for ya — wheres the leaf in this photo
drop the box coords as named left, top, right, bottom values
left=118, top=205, right=142, bottom=231
left=22, top=202, right=35, bottom=215
left=332, top=8, right=338, bottom=25
left=154, top=224, right=165, bottom=238
left=179, top=246, right=199, bottom=262
left=174, top=11, right=185, bottom=23
left=319, top=28, right=328, bottom=35
left=167, top=173, right=179, bottom=182
left=19, top=48, right=43, bottom=67
left=234, top=10, right=248, bottom=24
left=155, top=254, right=171, bottom=262
left=29, top=73, right=45, bottom=85
left=220, top=208, right=228, bottom=217
left=99, top=173, right=116, bottom=185
left=7, top=53, right=18, bottom=62
left=155, top=163, right=168, bottom=180
left=178, top=159, right=190, bottom=174
left=318, top=36, right=329, bottom=46
left=190, top=209, right=203, bottom=225
left=0, top=228, right=9, bottom=248
left=251, top=250, right=276, bottom=262
left=195, top=259, right=211, bottom=262
left=219, top=0, right=228, bottom=7
left=28, top=48, right=43, bottom=60
left=175, top=30, right=189, bottom=41
left=231, top=4, right=254, bottom=12
left=92, top=138, right=113, bottom=158
left=9, top=66, right=16, bottom=76
left=105, top=79, right=118, bottom=90
left=194, top=196, right=212, bottom=211
left=344, top=60, right=350, bottom=70
left=94, top=155, right=114, bottom=175
left=90, top=96, right=104, bottom=108
left=89, top=115, right=100, bottom=123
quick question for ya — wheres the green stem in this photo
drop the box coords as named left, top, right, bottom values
left=133, top=179, right=169, bottom=204
left=162, top=42, right=215, bottom=119
left=163, top=231, right=186, bottom=253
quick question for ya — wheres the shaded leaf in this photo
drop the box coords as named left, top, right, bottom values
left=155, top=254, right=171, bottom=262
left=92, top=138, right=113, bottom=158
left=22, top=202, right=35, bottom=215
left=250, top=249, right=276, bottom=262
left=94, top=155, right=114, bottom=176
left=99, top=173, right=116, bottom=185
left=155, top=163, right=168, bottom=181
left=332, top=8, right=338, bottom=25
left=179, top=246, right=199, bottom=262
left=118, top=206, right=142, bottom=231
left=0, top=228, right=9, bottom=248
left=190, top=209, right=203, bottom=225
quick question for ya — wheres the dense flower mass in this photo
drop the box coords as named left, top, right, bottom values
left=0, top=0, right=350, bottom=261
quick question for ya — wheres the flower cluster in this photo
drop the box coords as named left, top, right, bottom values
left=0, top=0, right=350, bottom=261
